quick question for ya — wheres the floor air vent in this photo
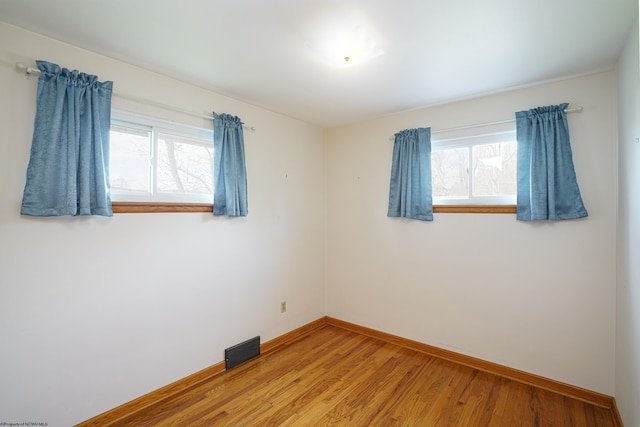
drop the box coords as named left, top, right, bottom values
left=225, top=336, right=260, bottom=370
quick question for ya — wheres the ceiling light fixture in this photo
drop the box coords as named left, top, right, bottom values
left=312, top=25, right=384, bottom=67
left=342, top=26, right=384, bottom=65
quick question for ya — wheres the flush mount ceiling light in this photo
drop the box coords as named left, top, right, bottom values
left=340, top=26, right=384, bottom=65
left=311, top=25, right=384, bottom=67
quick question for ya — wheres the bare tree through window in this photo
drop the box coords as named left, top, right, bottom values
left=431, top=135, right=517, bottom=204
left=158, top=134, right=213, bottom=196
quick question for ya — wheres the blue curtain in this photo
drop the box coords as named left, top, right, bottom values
left=21, top=60, right=113, bottom=217
left=387, top=127, right=433, bottom=221
left=213, top=113, right=248, bottom=216
left=516, top=103, right=587, bottom=221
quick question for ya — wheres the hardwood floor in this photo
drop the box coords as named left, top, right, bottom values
left=113, top=325, right=616, bottom=426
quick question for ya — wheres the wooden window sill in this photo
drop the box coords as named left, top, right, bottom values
left=112, top=203, right=516, bottom=214
left=433, top=205, right=516, bottom=214
left=112, top=202, right=213, bottom=213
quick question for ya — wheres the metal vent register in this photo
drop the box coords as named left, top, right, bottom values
left=225, top=336, right=260, bottom=370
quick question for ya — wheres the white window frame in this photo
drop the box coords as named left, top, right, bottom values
left=110, top=109, right=214, bottom=204
left=432, top=130, right=517, bottom=206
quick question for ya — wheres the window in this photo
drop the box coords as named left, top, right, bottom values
left=110, top=110, right=214, bottom=206
left=432, top=131, right=517, bottom=207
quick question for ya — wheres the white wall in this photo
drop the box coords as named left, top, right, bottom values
left=0, top=22, right=327, bottom=426
left=326, top=72, right=617, bottom=395
left=616, top=17, right=640, bottom=427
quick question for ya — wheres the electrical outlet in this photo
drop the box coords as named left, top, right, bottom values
left=280, top=301, right=287, bottom=313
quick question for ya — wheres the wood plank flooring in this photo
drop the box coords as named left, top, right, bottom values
left=119, top=325, right=616, bottom=426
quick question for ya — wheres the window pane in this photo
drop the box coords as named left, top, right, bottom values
left=432, top=147, right=469, bottom=198
left=157, top=133, right=214, bottom=196
left=472, top=142, right=517, bottom=196
left=110, top=126, right=151, bottom=193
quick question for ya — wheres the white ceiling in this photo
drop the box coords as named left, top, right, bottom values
left=0, top=0, right=636, bottom=128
